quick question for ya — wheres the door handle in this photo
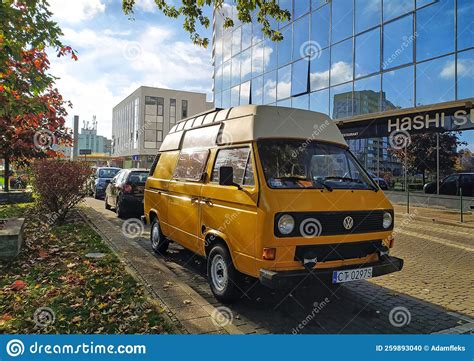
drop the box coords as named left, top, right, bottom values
left=191, top=197, right=199, bottom=204
left=202, top=198, right=213, bottom=206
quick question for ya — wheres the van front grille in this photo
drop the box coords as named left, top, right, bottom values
left=274, top=210, right=393, bottom=237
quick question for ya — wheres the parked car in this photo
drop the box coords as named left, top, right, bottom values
left=143, top=105, right=403, bottom=303
left=368, top=172, right=389, bottom=190
left=105, top=169, right=149, bottom=217
left=91, top=167, right=121, bottom=199
left=424, top=173, right=474, bottom=197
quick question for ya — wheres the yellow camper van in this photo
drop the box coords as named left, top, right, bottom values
left=143, top=105, right=403, bottom=302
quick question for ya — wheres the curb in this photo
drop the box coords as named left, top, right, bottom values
left=78, top=204, right=243, bottom=335
left=394, top=211, right=474, bottom=229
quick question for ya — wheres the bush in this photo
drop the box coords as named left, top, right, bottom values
left=31, top=160, right=92, bottom=224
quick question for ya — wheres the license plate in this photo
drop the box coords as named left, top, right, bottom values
left=332, top=267, right=373, bottom=284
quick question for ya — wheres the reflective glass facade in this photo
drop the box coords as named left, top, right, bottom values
left=213, top=0, right=474, bottom=174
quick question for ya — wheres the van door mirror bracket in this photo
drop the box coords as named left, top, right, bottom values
left=219, top=166, right=242, bottom=189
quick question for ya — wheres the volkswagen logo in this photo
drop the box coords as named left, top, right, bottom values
left=343, top=216, right=354, bottom=230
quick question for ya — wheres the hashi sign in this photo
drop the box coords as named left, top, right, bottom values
left=339, top=103, right=474, bottom=139
left=79, top=149, right=92, bottom=155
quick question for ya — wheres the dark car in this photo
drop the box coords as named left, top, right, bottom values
left=104, top=169, right=149, bottom=217
left=424, top=173, right=474, bottom=197
left=91, top=167, right=121, bottom=199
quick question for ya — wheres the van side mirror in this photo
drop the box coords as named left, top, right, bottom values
left=219, top=166, right=234, bottom=186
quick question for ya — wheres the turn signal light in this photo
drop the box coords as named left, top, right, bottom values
left=262, top=247, right=276, bottom=260
left=387, top=234, right=395, bottom=248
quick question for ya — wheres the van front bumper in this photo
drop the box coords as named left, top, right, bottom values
left=259, top=256, right=403, bottom=289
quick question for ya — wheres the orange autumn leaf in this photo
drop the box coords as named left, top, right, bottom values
left=10, top=280, right=27, bottom=291
left=38, top=249, right=48, bottom=258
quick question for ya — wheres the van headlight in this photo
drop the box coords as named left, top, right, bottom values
left=278, top=214, right=295, bottom=235
left=383, top=212, right=393, bottom=229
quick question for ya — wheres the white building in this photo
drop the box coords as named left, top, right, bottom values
left=112, top=86, right=213, bottom=168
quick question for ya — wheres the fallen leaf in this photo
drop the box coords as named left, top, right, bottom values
left=38, top=249, right=48, bottom=258
left=10, top=280, right=26, bottom=291
left=66, top=263, right=77, bottom=268
left=71, top=316, right=82, bottom=323
left=1, top=314, right=12, bottom=321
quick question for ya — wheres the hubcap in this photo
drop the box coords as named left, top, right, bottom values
left=210, top=254, right=228, bottom=292
left=151, top=223, right=160, bottom=248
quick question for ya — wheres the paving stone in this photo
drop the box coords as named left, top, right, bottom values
left=80, top=198, right=472, bottom=335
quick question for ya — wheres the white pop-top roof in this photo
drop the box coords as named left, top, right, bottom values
left=160, top=105, right=347, bottom=151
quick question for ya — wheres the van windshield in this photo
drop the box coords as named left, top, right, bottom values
left=257, top=140, right=376, bottom=190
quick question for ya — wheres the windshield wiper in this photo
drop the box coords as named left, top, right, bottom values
left=324, top=176, right=378, bottom=192
left=312, top=179, right=333, bottom=192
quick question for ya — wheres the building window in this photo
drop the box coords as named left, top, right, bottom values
left=458, top=49, right=474, bottom=100
left=382, top=65, right=414, bottom=110
left=182, top=100, right=188, bottom=119
left=277, top=64, right=292, bottom=100
left=382, top=14, right=413, bottom=70
left=170, top=99, right=176, bottom=125
left=331, top=38, right=353, bottom=86
left=416, top=55, right=455, bottom=106
left=251, top=75, right=264, bottom=105
left=310, top=47, right=330, bottom=91
left=355, top=0, right=381, bottom=34
left=277, top=25, right=292, bottom=67
left=355, top=27, right=380, bottom=78
left=416, top=0, right=454, bottom=62
left=133, top=97, right=139, bottom=149
left=291, top=58, right=309, bottom=96
left=332, top=0, right=354, bottom=43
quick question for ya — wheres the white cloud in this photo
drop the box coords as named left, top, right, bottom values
left=441, top=58, right=474, bottom=79
left=310, top=61, right=353, bottom=89
left=49, top=25, right=213, bottom=137
left=48, top=0, right=106, bottom=23
left=134, top=0, right=157, bottom=13
left=440, top=60, right=456, bottom=79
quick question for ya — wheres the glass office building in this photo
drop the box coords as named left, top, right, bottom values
left=212, top=0, right=474, bottom=175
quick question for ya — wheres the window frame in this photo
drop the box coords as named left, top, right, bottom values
left=172, top=148, right=210, bottom=183
left=210, top=145, right=256, bottom=187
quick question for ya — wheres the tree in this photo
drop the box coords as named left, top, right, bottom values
left=0, top=0, right=77, bottom=192
left=122, top=0, right=291, bottom=47
left=389, top=132, right=466, bottom=184
left=459, top=148, right=474, bottom=172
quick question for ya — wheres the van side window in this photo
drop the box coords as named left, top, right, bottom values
left=212, top=147, right=251, bottom=185
left=173, top=149, right=209, bottom=181
left=149, top=153, right=161, bottom=176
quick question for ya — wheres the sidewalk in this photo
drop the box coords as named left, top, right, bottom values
left=78, top=204, right=243, bottom=335
left=393, top=203, right=474, bottom=227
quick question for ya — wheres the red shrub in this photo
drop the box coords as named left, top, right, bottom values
left=31, top=160, right=92, bottom=224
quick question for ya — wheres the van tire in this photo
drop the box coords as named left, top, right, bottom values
left=150, top=218, right=169, bottom=255
left=207, top=244, right=239, bottom=303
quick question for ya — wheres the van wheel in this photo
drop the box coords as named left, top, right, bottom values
left=150, top=218, right=169, bottom=255
left=207, top=244, right=239, bottom=303
left=105, top=196, right=111, bottom=210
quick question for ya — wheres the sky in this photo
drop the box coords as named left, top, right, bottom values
left=47, top=0, right=214, bottom=138
left=45, top=0, right=473, bottom=150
